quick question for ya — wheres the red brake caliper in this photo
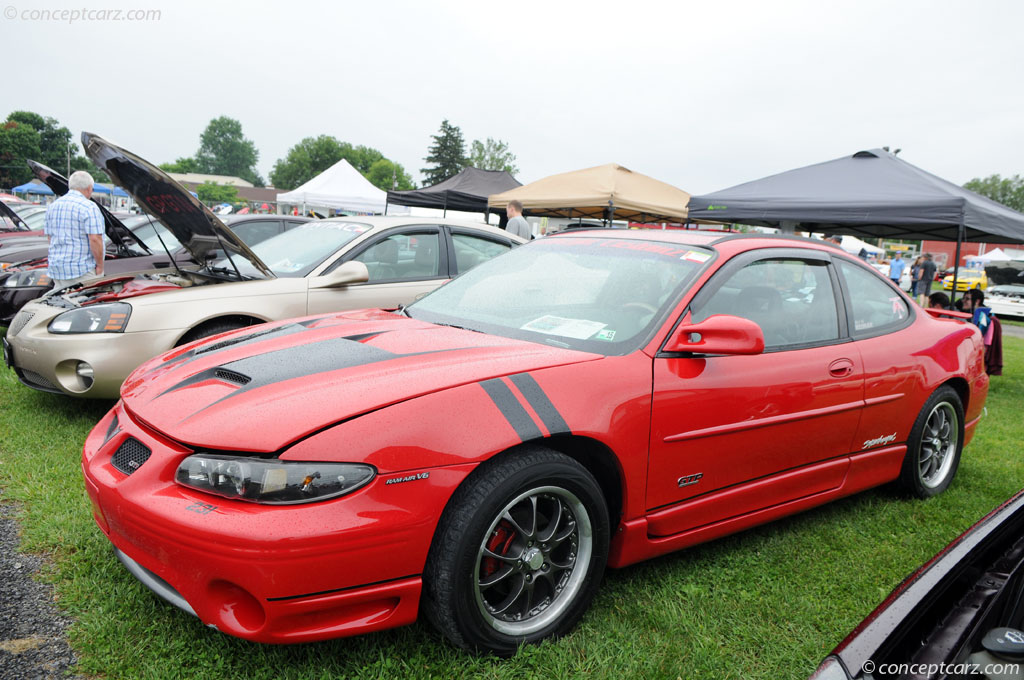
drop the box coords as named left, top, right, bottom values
left=482, top=521, right=516, bottom=577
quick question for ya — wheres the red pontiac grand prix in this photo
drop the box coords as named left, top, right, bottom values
left=80, top=229, right=988, bottom=654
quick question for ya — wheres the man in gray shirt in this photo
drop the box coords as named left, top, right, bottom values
left=505, top=200, right=531, bottom=240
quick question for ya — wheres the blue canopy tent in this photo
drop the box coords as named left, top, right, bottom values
left=91, top=183, right=112, bottom=194
left=11, top=181, right=54, bottom=195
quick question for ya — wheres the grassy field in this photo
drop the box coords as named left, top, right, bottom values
left=1, top=336, right=1022, bottom=679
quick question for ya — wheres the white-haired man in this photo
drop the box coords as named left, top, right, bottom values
left=45, top=170, right=105, bottom=288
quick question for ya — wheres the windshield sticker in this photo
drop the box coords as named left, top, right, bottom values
left=682, top=250, right=712, bottom=263
left=339, top=223, right=371, bottom=233
left=521, top=315, right=607, bottom=340
left=595, top=329, right=617, bottom=341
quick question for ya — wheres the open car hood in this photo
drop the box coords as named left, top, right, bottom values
left=0, top=200, right=31, bottom=232
left=27, top=159, right=145, bottom=256
left=121, top=310, right=600, bottom=452
left=985, top=261, right=1024, bottom=287
left=82, top=132, right=273, bottom=279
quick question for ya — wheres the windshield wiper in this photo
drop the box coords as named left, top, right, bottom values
left=433, top=322, right=481, bottom=333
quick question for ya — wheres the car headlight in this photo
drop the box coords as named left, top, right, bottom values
left=48, top=303, right=131, bottom=334
left=175, top=455, right=375, bottom=504
left=4, top=269, right=51, bottom=288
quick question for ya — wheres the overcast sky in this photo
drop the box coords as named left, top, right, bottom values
left=5, top=0, right=1022, bottom=193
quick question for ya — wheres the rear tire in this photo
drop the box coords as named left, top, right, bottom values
left=898, top=386, right=964, bottom=498
left=423, top=447, right=609, bottom=656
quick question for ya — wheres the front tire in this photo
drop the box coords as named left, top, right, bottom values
left=423, top=447, right=609, bottom=655
left=898, top=386, right=964, bottom=498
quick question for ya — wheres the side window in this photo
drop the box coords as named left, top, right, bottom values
left=232, top=220, right=281, bottom=246
left=452, top=233, right=511, bottom=273
left=837, top=260, right=910, bottom=334
left=692, top=258, right=840, bottom=348
left=353, top=231, right=441, bottom=282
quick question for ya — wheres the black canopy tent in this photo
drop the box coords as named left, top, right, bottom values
left=385, top=167, right=521, bottom=217
left=687, top=149, right=1024, bottom=291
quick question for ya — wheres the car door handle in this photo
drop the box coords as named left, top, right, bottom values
left=828, top=358, right=854, bottom=377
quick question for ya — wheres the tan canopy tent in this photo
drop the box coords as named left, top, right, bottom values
left=488, top=163, right=690, bottom=223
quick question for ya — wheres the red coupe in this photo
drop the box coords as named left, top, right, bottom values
left=80, top=230, right=989, bottom=655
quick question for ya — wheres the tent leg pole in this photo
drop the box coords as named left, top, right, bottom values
left=950, top=221, right=964, bottom=304
left=384, top=199, right=389, bottom=216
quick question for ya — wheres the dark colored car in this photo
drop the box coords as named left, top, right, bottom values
left=812, top=488, right=1024, bottom=680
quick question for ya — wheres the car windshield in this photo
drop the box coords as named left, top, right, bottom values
left=409, top=236, right=713, bottom=355
left=125, top=216, right=182, bottom=252
left=212, top=220, right=371, bottom=278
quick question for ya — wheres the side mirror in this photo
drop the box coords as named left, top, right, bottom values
left=663, top=314, right=765, bottom=355
left=310, top=260, right=370, bottom=289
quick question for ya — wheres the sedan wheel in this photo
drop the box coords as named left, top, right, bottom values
left=424, top=447, right=609, bottom=655
left=899, top=386, right=964, bottom=498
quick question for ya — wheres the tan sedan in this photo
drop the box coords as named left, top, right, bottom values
left=5, top=215, right=522, bottom=398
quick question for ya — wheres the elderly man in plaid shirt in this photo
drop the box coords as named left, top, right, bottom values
left=46, top=170, right=105, bottom=288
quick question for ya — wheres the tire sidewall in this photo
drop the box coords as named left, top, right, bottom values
left=431, top=452, right=609, bottom=654
left=901, top=386, right=965, bottom=498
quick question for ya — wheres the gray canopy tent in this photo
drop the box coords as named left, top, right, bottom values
left=385, top=167, right=521, bottom=216
left=687, top=149, right=1024, bottom=290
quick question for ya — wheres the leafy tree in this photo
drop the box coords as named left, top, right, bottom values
left=195, top=181, right=239, bottom=205
left=7, top=111, right=73, bottom=174
left=366, top=158, right=415, bottom=191
left=194, top=116, right=263, bottom=186
left=469, top=137, right=519, bottom=175
left=0, top=121, right=41, bottom=187
left=421, top=119, right=467, bottom=186
left=159, top=157, right=201, bottom=174
left=963, top=174, right=1024, bottom=213
left=270, top=136, right=412, bottom=191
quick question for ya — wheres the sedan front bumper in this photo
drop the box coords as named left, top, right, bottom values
left=5, top=302, right=182, bottom=397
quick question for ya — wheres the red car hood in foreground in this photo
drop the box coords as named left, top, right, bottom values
left=122, top=310, right=601, bottom=452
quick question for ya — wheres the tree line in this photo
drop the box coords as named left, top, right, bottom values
left=0, top=110, right=520, bottom=196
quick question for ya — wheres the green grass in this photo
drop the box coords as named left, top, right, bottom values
left=1, top=335, right=1023, bottom=679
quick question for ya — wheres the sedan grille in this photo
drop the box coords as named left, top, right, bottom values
left=111, top=438, right=152, bottom=476
left=8, top=311, right=34, bottom=337
left=19, top=369, right=57, bottom=391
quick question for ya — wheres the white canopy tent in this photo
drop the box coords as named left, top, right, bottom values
left=972, top=247, right=1024, bottom=262
left=838, top=234, right=884, bottom=256
left=276, top=159, right=408, bottom=215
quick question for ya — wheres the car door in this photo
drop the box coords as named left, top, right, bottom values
left=832, top=258, right=919, bottom=452
left=445, top=228, right=514, bottom=276
left=306, top=226, right=448, bottom=314
left=646, top=250, right=864, bottom=535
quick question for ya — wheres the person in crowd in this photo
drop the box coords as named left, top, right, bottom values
left=45, top=170, right=104, bottom=288
left=966, top=288, right=1002, bottom=375
left=889, top=251, right=906, bottom=286
left=910, top=255, right=924, bottom=296
left=927, top=292, right=951, bottom=310
left=917, top=253, right=937, bottom=306
left=505, top=200, right=532, bottom=241
left=825, top=234, right=843, bottom=246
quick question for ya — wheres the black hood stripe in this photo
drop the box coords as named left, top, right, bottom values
left=479, top=378, right=542, bottom=442
left=508, top=373, right=571, bottom=435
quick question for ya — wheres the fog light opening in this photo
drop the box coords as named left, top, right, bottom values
left=76, top=362, right=94, bottom=389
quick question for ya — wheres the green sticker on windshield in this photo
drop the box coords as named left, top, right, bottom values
left=595, top=329, right=616, bottom=341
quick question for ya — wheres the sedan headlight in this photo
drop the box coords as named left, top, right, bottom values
left=4, top=269, right=51, bottom=288
left=48, top=303, right=131, bottom=334
left=175, top=455, right=375, bottom=504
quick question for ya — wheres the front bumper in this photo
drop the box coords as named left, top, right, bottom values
left=5, top=303, right=181, bottom=398
left=81, top=402, right=467, bottom=643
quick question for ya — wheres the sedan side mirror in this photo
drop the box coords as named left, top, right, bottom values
left=310, top=260, right=370, bottom=289
left=663, top=314, right=765, bottom=355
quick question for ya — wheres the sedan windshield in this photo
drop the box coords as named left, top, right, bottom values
left=213, top=221, right=371, bottom=278
left=409, top=236, right=713, bottom=355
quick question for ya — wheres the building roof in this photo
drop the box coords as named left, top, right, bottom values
left=167, top=172, right=254, bottom=188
